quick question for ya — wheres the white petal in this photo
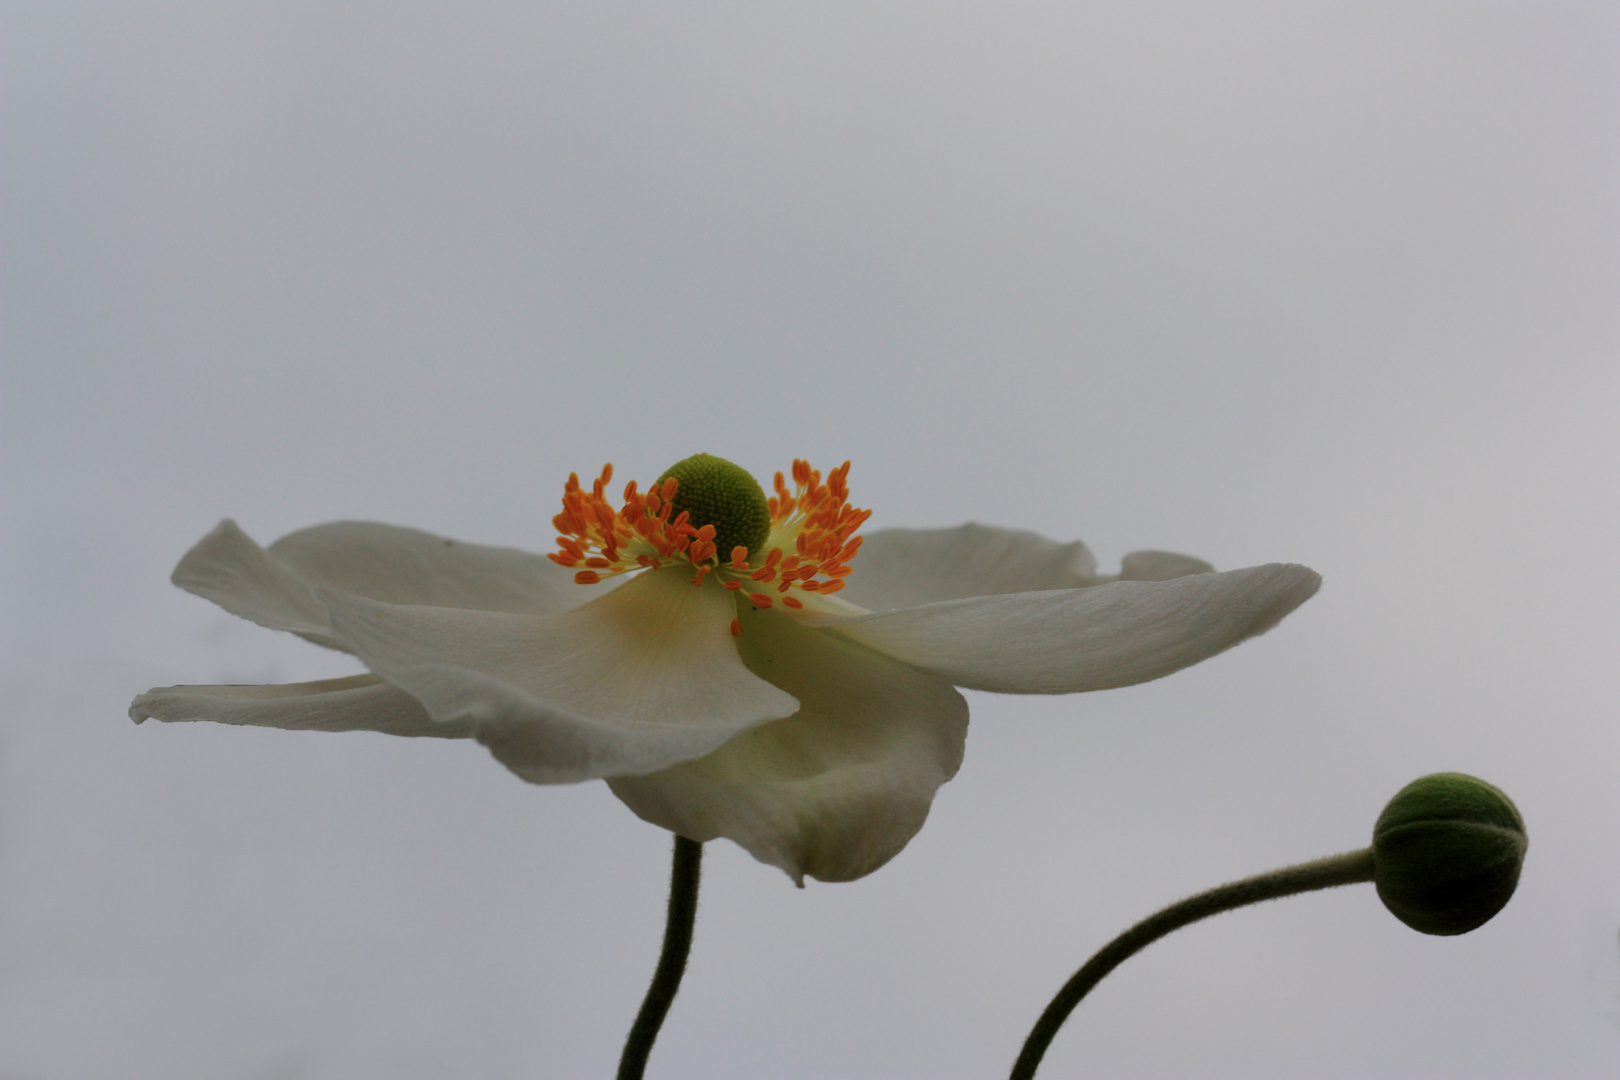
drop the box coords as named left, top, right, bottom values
left=171, top=519, right=338, bottom=644
left=836, top=523, right=1098, bottom=613
left=316, top=568, right=800, bottom=784
left=129, top=674, right=467, bottom=737
left=268, top=520, right=580, bottom=615
left=1114, top=550, right=1216, bottom=581
left=828, top=563, right=1322, bottom=694
left=609, top=609, right=967, bottom=884
left=169, top=520, right=585, bottom=652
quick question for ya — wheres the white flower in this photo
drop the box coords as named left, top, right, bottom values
left=131, top=455, right=1320, bottom=884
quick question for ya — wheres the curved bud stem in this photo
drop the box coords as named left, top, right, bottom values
left=1010, top=847, right=1376, bottom=1080
left=618, top=835, right=704, bottom=1080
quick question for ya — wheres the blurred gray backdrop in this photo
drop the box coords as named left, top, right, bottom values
left=3, top=3, right=1617, bottom=1078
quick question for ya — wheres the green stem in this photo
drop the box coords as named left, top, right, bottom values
left=1009, top=847, right=1376, bottom=1080
left=618, top=835, right=704, bottom=1080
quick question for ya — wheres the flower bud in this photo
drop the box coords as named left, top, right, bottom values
left=1371, top=772, right=1526, bottom=936
left=657, top=453, right=772, bottom=560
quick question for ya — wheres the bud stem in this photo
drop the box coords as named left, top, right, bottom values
left=1010, top=847, right=1376, bottom=1080
left=618, top=835, right=704, bottom=1080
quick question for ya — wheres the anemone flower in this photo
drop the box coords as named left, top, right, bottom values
left=132, top=454, right=1319, bottom=884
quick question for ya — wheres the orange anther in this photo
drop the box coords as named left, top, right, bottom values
left=781, top=596, right=804, bottom=609
left=554, top=457, right=866, bottom=602
left=730, top=619, right=742, bottom=637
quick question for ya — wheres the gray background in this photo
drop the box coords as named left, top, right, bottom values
left=3, top=3, right=1617, bottom=1077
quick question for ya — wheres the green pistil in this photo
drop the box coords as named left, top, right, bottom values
left=656, top=453, right=772, bottom=561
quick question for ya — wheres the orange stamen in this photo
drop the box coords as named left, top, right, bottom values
left=550, top=457, right=868, bottom=601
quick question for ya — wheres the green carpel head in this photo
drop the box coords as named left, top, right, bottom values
left=657, top=453, right=772, bottom=560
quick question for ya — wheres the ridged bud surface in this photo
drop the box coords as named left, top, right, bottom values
left=1372, top=772, right=1526, bottom=936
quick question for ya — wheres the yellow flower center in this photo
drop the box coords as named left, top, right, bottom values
left=547, top=455, right=871, bottom=633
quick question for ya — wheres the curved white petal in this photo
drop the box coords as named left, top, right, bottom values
left=168, top=520, right=586, bottom=652
left=129, top=674, right=466, bottom=737
left=1114, top=550, right=1216, bottom=582
left=828, top=563, right=1322, bottom=694
left=316, top=569, right=800, bottom=784
left=836, top=523, right=1099, bottom=613
left=269, top=520, right=581, bottom=615
left=171, top=519, right=339, bottom=644
left=609, top=609, right=967, bottom=884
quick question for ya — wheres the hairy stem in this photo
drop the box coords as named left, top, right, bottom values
left=1010, top=847, right=1376, bottom=1080
left=618, top=835, right=704, bottom=1080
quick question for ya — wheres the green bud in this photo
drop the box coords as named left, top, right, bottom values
left=1371, top=772, right=1526, bottom=936
left=656, top=453, right=772, bottom=560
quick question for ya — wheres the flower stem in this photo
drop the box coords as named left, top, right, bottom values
left=618, top=834, right=704, bottom=1080
left=1009, top=847, right=1376, bottom=1080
